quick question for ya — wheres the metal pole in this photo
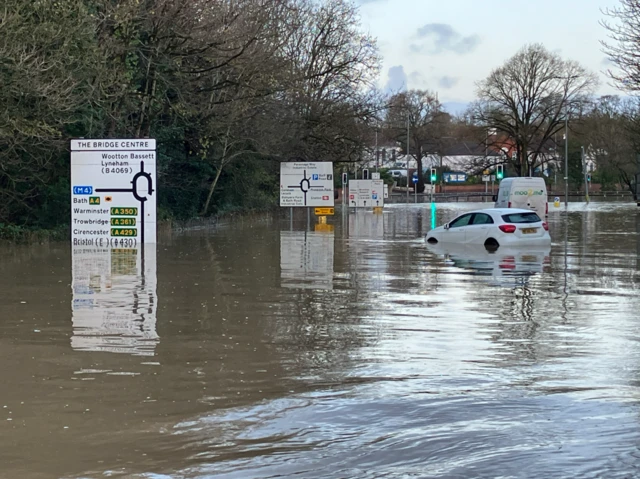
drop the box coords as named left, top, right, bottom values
left=406, top=115, right=410, bottom=204
left=484, top=130, right=487, bottom=202
left=564, top=111, right=569, bottom=208
left=414, top=182, right=417, bottom=203
left=375, top=130, right=378, bottom=172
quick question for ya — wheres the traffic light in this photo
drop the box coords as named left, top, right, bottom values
left=342, top=172, right=348, bottom=185
left=363, top=169, right=369, bottom=180
left=430, top=167, right=437, bottom=182
left=587, top=174, right=591, bottom=182
left=496, top=164, right=504, bottom=180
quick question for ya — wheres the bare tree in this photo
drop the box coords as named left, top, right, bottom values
left=385, top=90, right=449, bottom=192
left=471, top=44, right=597, bottom=176
left=601, top=0, right=640, bottom=93
left=578, top=96, right=639, bottom=195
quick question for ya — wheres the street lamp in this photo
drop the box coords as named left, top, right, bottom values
left=550, top=74, right=578, bottom=209
left=564, top=106, right=569, bottom=208
left=406, top=113, right=410, bottom=203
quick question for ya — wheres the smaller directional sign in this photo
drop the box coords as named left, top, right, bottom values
left=314, top=207, right=335, bottom=216
left=349, top=179, right=384, bottom=208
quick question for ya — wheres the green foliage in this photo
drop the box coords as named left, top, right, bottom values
left=0, top=0, right=380, bottom=236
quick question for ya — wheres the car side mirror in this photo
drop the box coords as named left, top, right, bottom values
left=443, top=223, right=449, bottom=230
left=491, top=195, right=497, bottom=202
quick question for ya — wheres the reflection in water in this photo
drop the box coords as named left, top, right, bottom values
left=280, top=231, right=334, bottom=290
left=71, top=245, right=158, bottom=355
left=425, top=242, right=551, bottom=287
left=4, top=203, right=640, bottom=479
left=348, top=210, right=384, bottom=238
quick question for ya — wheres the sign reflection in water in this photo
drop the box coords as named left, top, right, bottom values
left=71, top=245, right=158, bottom=355
left=348, top=210, right=384, bottom=238
left=280, top=231, right=334, bottom=290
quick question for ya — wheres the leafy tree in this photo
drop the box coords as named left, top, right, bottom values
left=0, top=0, right=101, bottom=225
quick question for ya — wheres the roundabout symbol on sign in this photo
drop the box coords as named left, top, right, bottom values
left=95, top=161, right=154, bottom=243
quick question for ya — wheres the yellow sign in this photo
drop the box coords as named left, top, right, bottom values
left=111, top=217, right=137, bottom=226
left=110, top=207, right=138, bottom=216
left=111, top=228, right=137, bottom=237
left=89, top=196, right=100, bottom=205
left=314, top=224, right=334, bottom=232
left=373, top=207, right=383, bottom=214
left=314, top=207, right=334, bottom=216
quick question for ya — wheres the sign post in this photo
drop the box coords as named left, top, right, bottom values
left=71, top=139, right=156, bottom=246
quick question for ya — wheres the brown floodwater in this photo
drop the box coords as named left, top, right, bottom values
left=0, top=202, right=639, bottom=479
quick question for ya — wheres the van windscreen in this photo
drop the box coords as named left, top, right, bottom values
left=501, top=212, right=541, bottom=223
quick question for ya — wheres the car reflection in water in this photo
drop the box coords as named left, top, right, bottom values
left=426, top=242, right=551, bottom=287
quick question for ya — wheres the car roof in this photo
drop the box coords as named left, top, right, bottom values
left=462, top=208, right=539, bottom=215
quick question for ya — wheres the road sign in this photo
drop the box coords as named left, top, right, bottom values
left=371, top=172, right=381, bottom=180
left=71, top=139, right=156, bottom=246
left=280, top=162, right=334, bottom=207
left=482, top=175, right=490, bottom=182
left=314, top=207, right=335, bottom=216
left=349, top=179, right=384, bottom=208
left=443, top=172, right=467, bottom=183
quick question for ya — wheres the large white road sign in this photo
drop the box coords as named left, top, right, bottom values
left=71, top=139, right=156, bottom=246
left=280, top=162, right=334, bottom=207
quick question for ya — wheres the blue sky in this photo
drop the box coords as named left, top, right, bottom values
left=357, top=0, right=623, bottom=113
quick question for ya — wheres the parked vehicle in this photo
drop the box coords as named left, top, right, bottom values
left=425, top=208, right=551, bottom=248
left=388, top=169, right=406, bottom=178
left=493, top=177, right=548, bottom=216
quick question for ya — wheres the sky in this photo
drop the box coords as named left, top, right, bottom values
left=357, top=0, right=623, bottom=114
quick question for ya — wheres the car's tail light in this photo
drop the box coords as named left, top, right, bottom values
left=499, top=257, right=516, bottom=269
left=542, top=222, right=548, bottom=231
left=499, top=224, right=517, bottom=233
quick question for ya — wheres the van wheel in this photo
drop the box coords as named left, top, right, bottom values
left=484, top=238, right=499, bottom=249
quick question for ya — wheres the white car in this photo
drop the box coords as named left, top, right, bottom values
left=425, top=208, right=551, bottom=248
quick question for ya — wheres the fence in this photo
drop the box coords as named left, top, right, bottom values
left=385, top=190, right=635, bottom=204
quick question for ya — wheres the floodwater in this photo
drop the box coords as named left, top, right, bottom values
left=1, top=202, right=639, bottom=479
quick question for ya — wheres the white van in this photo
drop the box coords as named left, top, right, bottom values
left=494, top=177, right=548, bottom=216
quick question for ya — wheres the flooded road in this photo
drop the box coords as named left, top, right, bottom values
left=1, top=202, right=639, bottom=479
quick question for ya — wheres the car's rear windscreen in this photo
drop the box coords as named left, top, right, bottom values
left=501, top=212, right=541, bottom=223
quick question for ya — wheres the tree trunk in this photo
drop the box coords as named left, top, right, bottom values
left=202, top=165, right=224, bottom=216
